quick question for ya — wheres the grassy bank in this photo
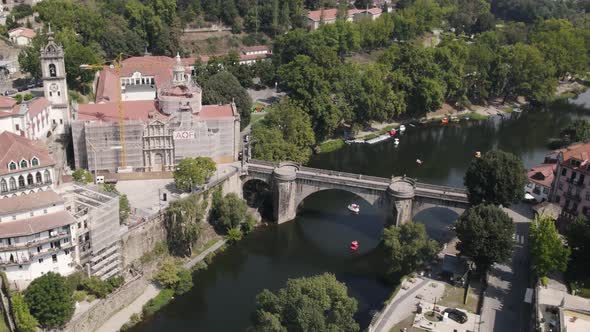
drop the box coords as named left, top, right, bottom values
left=318, top=139, right=345, bottom=153
left=361, top=125, right=396, bottom=141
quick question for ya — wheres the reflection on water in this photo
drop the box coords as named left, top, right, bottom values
left=414, top=207, right=461, bottom=243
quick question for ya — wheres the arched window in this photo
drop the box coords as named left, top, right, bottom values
left=20, top=160, right=27, bottom=168
left=9, top=178, right=16, bottom=191
left=31, top=158, right=39, bottom=167
left=0, top=179, right=6, bottom=193
left=8, top=162, right=16, bottom=171
left=18, top=175, right=25, bottom=188
left=36, top=172, right=42, bottom=183
left=27, top=174, right=33, bottom=186
left=44, top=170, right=50, bottom=183
left=49, top=64, right=56, bottom=77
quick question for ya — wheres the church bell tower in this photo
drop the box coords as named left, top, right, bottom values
left=40, top=25, right=69, bottom=133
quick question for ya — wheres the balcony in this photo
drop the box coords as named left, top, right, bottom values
left=0, top=242, right=75, bottom=267
left=0, top=232, right=70, bottom=252
left=0, top=180, right=53, bottom=195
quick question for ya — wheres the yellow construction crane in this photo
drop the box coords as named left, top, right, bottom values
left=80, top=53, right=128, bottom=169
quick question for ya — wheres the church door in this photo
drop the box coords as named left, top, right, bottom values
left=153, top=153, right=163, bottom=172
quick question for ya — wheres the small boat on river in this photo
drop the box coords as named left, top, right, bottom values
left=416, top=159, right=423, bottom=165
left=394, top=138, right=400, bottom=146
left=399, top=125, right=406, bottom=132
left=441, top=117, right=449, bottom=124
left=350, top=241, right=359, bottom=251
left=348, top=204, right=360, bottom=214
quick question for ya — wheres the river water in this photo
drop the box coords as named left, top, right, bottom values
left=132, top=94, right=590, bottom=332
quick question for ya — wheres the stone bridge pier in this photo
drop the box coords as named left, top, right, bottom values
left=272, top=163, right=299, bottom=223
left=387, top=177, right=416, bottom=226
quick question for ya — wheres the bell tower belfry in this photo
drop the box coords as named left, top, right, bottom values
left=40, top=25, right=69, bottom=134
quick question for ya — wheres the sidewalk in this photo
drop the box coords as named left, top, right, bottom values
left=94, top=239, right=227, bottom=332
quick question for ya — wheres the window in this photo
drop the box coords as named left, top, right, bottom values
left=38, top=258, right=43, bottom=263
left=558, top=182, right=563, bottom=190
left=44, top=170, right=50, bottom=183
left=37, top=246, right=41, bottom=253
left=26, top=174, right=33, bottom=186
left=15, top=124, right=19, bottom=131
left=0, top=179, right=6, bottom=193
left=31, top=158, right=39, bottom=166
left=20, top=160, right=27, bottom=168
left=36, top=172, right=42, bottom=183
left=43, top=209, right=47, bottom=214
left=59, top=119, right=63, bottom=124
left=49, top=64, right=56, bottom=77
left=8, top=162, right=16, bottom=171
left=9, top=178, right=15, bottom=190
left=562, top=168, right=567, bottom=176
left=11, top=216, right=15, bottom=221
left=17, top=176, right=24, bottom=188
left=64, top=249, right=69, bottom=255
left=52, top=254, right=57, bottom=263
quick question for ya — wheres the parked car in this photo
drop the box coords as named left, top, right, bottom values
left=443, top=308, right=468, bottom=324
left=3, top=89, right=17, bottom=96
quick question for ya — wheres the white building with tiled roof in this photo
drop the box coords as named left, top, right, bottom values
left=8, top=27, right=36, bottom=46
left=0, top=131, right=55, bottom=198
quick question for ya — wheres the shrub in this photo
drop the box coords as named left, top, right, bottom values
left=72, top=290, right=87, bottom=302
left=153, top=258, right=181, bottom=288
left=11, top=293, right=38, bottom=332
left=86, top=294, right=96, bottom=302
left=81, top=276, right=111, bottom=298
left=142, top=289, right=175, bottom=317
left=540, top=276, right=549, bottom=287
left=174, top=270, right=193, bottom=295
left=24, top=272, right=74, bottom=329
left=227, top=227, right=243, bottom=243
left=65, top=271, right=86, bottom=292
left=120, top=313, right=143, bottom=331
left=107, top=276, right=124, bottom=290
left=241, top=214, right=257, bottom=234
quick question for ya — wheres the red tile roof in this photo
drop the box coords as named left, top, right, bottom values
left=0, top=191, right=63, bottom=215
left=0, top=131, right=54, bottom=176
left=0, top=96, right=16, bottom=109
left=556, top=143, right=590, bottom=163
left=78, top=101, right=235, bottom=122
left=8, top=27, right=36, bottom=39
left=25, top=97, right=51, bottom=118
left=0, top=210, right=76, bottom=238
left=528, top=164, right=555, bottom=187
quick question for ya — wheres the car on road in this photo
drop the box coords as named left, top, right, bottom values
left=443, top=308, right=468, bottom=324
left=3, top=89, right=17, bottom=96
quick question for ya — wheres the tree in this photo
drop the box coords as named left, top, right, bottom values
left=382, top=222, right=439, bottom=278
left=210, top=192, right=248, bottom=232
left=252, top=99, right=316, bottom=163
left=24, top=272, right=75, bottom=329
left=72, top=168, right=93, bottom=184
left=154, top=258, right=181, bottom=288
left=11, top=293, right=38, bottom=332
left=464, top=150, right=527, bottom=206
left=529, top=215, right=569, bottom=278
left=227, top=227, right=244, bottom=243
left=165, top=194, right=206, bottom=256
left=251, top=273, right=359, bottom=332
left=175, top=269, right=193, bottom=295
left=173, top=157, right=216, bottom=192
left=565, top=217, right=590, bottom=280
left=455, top=204, right=515, bottom=273
left=202, top=71, right=252, bottom=128
left=561, top=119, right=590, bottom=143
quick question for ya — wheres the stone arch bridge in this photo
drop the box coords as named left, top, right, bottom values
left=242, top=160, right=470, bottom=225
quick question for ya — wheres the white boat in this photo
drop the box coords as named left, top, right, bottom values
left=399, top=125, right=406, bottom=132
left=513, top=107, right=522, bottom=113
left=416, top=159, right=423, bottom=165
left=345, top=139, right=366, bottom=145
left=347, top=204, right=360, bottom=214
left=366, top=133, right=391, bottom=145
left=394, top=138, right=400, bottom=145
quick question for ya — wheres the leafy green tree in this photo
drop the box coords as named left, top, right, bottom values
left=210, top=192, right=248, bottom=232
left=529, top=215, right=569, bottom=278
left=561, top=119, right=590, bottom=143
left=24, top=272, right=75, bottom=329
left=227, top=227, right=244, bottom=243
left=165, top=194, right=206, bottom=256
left=251, top=273, right=359, bottom=332
left=11, top=293, right=38, bottom=332
left=252, top=99, right=316, bottom=163
left=173, top=157, right=216, bottom=192
left=382, top=222, right=439, bottom=278
left=154, top=258, right=181, bottom=288
left=72, top=169, right=93, bottom=184
left=565, top=217, right=590, bottom=281
left=81, top=276, right=111, bottom=298
left=202, top=71, right=252, bottom=127
left=175, top=269, right=193, bottom=295
left=455, top=204, right=515, bottom=273
left=464, top=150, right=527, bottom=206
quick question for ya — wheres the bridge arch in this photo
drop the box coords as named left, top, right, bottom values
left=242, top=178, right=273, bottom=220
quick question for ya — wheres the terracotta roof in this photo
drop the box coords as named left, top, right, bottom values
left=0, top=131, right=54, bottom=176
left=24, top=97, right=51, bottom=118
left=200, top=104, right=236, bottom=119
left=77, top=100, right=160, bottom=122
left=0, top=96, right=16, bottom=109
left=557, top=143, right=590, bottom=163
left=528, top=164, right=555, bottom=187
left=0, top=191, right=63, bottom=215
left=241, top=45, right=269, bottom=53
left=95, top=68, right=120, bottom=102
left=0, top=210, right=76, bottom=238
left=8, top=27, right=36, bottom=39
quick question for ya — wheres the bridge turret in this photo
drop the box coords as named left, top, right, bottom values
left=272, top=164, right=298, bottom=224
left=387, top=177, right=416, bottom=226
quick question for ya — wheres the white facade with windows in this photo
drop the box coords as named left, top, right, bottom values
left=0, top=158, right=54, bottom=198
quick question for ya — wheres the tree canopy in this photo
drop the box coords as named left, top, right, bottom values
left=202, top=71, right=252, bottom=127
left=173, top=157, right=216, bottom=192
left=72, top=169, right=93, bottom=184
left=454, top=204, right=515, bottom=272
left=24, top=272, right=75, bottom=329
left=561, top=119, right=590, bottom=144
left=566, top=217, right=590, bottom=282
left=210, top=191, right=248, bottom=233
left=382, top=222, right=439, bottom=279
left=529, top=215, right=570, bottom=278
left=251, top=273, right=359, bottom=332
left=464, top=150, right=527, bottom=206
left=165, top=194, right=207, bottom=256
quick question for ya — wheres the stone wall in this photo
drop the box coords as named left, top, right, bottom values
left=61, top=275, right=148, bottom=332
left=120, top=214, right=167, bottom=270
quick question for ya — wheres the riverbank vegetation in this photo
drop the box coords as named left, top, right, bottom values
left=24, top=272, right=74, bottom=329
left=251, top=273, right=359, bottom=332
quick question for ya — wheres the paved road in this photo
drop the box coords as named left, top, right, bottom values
left=480, top=204, right=533, bottom=332
left=373, top=278, right=430, bottom=332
